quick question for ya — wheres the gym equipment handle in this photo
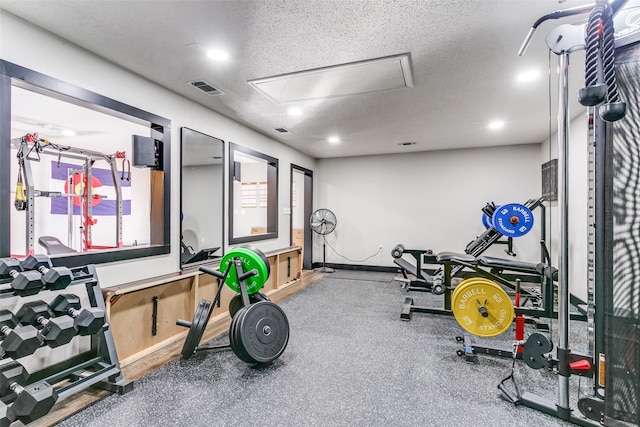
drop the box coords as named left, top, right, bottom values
left=238, top=269, right=258, bottom=281
left=176, top=319, right=192, bottom=328
left=199, top=266, right=223, bottom=278
left=498, top=383, right=519, bottom=404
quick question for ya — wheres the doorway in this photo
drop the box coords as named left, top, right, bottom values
left=291, top=165, right=313, bottom=270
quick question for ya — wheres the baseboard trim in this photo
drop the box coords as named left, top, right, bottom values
left=311, top=262, right=397, bottom=273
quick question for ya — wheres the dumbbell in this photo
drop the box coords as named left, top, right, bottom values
left=0, top=258, right=44, bottom=297
left=0, top=360, right=58, bottom=425
left=21, top=254, right=73, bottom=290
left=0, top=310, right=43, bottom=359
left=16, top=301, right=77, bottom=348
left=0, top=401, right=9, bottom=427
left=50, top=294, right=105, bottom=335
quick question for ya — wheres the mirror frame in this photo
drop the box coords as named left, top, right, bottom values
left=180, top=127, right=225, bottom=269
left=228, top=142, right=278, bottom=244
left=0, top=59, right=171, bottom=267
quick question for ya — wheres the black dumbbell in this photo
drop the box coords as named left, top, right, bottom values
left=0, top=310, right=43, bottom=359
left=0, top=360, right=58, bottom=425
left=50, top=294, right=105, bottom=336
left=0, top=401, right=9, bottom=427
left=16, top=301, right=77, bottom=348
left=21, top=254, right=73, bottom=290
left=0, top=258, right=44, bottom=297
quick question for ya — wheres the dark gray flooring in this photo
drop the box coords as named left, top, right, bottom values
left=327, top=269, right=397, bottom=282
left=56, top=277, right=592, bottom=426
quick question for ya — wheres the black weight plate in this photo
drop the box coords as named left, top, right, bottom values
left=229, top=306, right=257, bottom=363
left=181, top=299, right=212, bottom=359
left=237, top=301, right=289, bottom=363
left=522, top=332, right=553, bottom=370
left=240, top=244, right=271, bottom=277
left=228, top=292, right=270, bottom=319
left=578, top=396, right=605, bottom=422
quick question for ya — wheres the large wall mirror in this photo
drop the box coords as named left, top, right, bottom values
left=229, top=143, right=278, bottom=244
left=0, top=60, right=171, bottom=267
left=180, top=128, right=224, bottom=268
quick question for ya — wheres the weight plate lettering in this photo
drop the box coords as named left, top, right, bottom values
left=452, top=278, right=514, bottom=338
left=491, top=203, right=534, bottom=237
left=221, top=247, right=270, bottom=294
left=181, top=299, right=212, bottom=358
left=231, top=301, right=289, bottom=363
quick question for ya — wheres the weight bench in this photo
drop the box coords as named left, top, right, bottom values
left=38, top=236, right=76, bottom=255
left=394, top=256, right=435, bottom=285
left=477, top=256, right=557, bottom=279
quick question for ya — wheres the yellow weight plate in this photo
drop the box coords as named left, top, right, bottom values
left=451, top=277, right=514, bottom=338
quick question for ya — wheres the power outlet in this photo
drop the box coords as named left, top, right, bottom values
left=378, top=245, right=383, bottom=251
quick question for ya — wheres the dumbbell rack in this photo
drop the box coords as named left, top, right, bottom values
left=0, top=262, right=132, bottom=424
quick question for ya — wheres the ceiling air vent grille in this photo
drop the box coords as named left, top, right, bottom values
left=398, top=141, right=417, bottom=147
left=189, top=80, right=224, bottom=96
left=274, top=127, right=291, bottom=134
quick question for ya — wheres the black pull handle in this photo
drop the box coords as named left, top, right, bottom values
left=151, top=296, right=158, bottom=336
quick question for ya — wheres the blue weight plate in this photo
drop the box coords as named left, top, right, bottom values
left=482, top=213, right=493, bottom=229
left=492, top=203, right=534, bottom=237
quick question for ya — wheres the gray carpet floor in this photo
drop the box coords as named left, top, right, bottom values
left=55, top=276, right=594, bottom=426
left=326, top=269, right=397, bottom=282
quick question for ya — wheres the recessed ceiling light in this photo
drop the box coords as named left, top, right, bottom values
left=488, top=121, right=505, bottom=130
left=288, top=107, right=303, bottom=116
left=207, top=49, right=229, bottom=61
left=328, top=136, right=340, bottom=144
left=517, top=70, right=540, bottom=83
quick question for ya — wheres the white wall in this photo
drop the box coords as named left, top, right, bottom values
left=0, top=11, right=315, bottom=286
left=541, top=112, right=589, bottom=301
left=313, top=144, right=543, bottom=267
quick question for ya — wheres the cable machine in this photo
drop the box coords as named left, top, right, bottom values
left=499, top=1, right=640, bottom=425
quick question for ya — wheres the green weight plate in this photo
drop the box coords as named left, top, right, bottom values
left=228, top=292, right=270, bottom=319
left=181, top=299, right=211, bottom=359
left=237, top=301, right=289, bottom=364
left=221, top=247, right=270, bottom=294
left=240, top=244, right=270, bottom=277
left=229, top=306, right=257, bottom=363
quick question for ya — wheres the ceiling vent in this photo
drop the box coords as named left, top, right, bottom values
left=274, top=127, right=291, bottom=134
left=398, top=141, right=417, bottom=147
left=249, top=53, right=413, bottom=104
left=189, top=80, right=224, bottom=96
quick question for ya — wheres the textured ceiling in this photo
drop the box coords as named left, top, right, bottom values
left=0, top=0, right=595, bottom=159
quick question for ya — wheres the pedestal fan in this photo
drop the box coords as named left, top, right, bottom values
left=310, top=208, right=337, bottom=273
